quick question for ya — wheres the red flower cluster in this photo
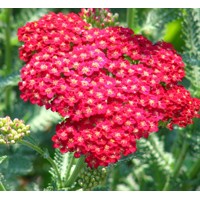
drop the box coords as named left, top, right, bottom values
left=18, top=12, right=200, bottom=168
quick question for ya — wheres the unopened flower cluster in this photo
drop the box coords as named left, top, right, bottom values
left=0, top=116, right=30, bottom=144
left=18, top=10, right=200, bottom=168
left=79, top=8, right=119, bottom=28
left=77, top=166, right=107, bottom=190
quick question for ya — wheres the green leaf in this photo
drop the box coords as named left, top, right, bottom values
left=0, top=154, right=33, bottom=177
left=13, top=8, right=50, bottom=28
left=28, top=106, right=62, bottom=133
left=49, top=149, right=71, bottom=182
left=0, top=156, right=7, bottom=165
left=139, top=8, right=181, bottom=41
left=181, top=9, right=200, bottom=97
left=182, top=8, right=200, bottom=55
left=7, top=155, right=33, bottom=175
left=137, top=134, right=174, bottom=175
left=0, top=72, right=20, bottom=89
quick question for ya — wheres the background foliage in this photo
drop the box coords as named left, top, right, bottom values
left=0, top=8, right=199, bottom=191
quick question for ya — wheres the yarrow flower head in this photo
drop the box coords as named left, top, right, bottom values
left=18, top=11, right=200, bottom=168
left=0, top=116, right=30, bottom=144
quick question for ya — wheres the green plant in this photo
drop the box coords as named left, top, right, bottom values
left=0, top=8, right=199, bottom=191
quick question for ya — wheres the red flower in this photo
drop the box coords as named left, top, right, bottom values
left=18, top=12, right=200, bottom=168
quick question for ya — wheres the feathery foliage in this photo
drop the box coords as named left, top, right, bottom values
left=182, top=9, right=200, bottom=97
left=0, top=72, right=20, bottom=89
left=137, top=8, right=181, bottom=41
left=28, top=107, right=62, bottom=133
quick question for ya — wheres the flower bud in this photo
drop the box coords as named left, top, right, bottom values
left=79, top=9, right=119, bottom=29
left=11, top=140, right=15, bottom=144
left=76, top=166, right=107, bottom=190
left=0, top=139, right=6, bottom=144
left=0, top=116, right=30, bottom=145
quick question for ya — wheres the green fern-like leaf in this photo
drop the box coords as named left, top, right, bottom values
left=13, top=8, right=50, bottom=28
left=49, top=149, right=72, bottom=185
left=181, top=9, right=200, bottom=97
left=0, top=72, right=20, bottom=89
left=137, top=134, right=174, bottom=175
left=115, top=150, right=144, bottom=166
left=140, top=8, right=181, bottom=41
left=182, top=9, right=200, bottom=55
left=28, top=106, right=62, bottom=133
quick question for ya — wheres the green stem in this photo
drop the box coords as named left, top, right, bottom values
left=4, top=8, right=12, bottom=112
left=65, top=156, right=85, bottom=187
left=162, top=176, right=170, bottom=191
left=19, top=140, right=62, bottom=188
left=110, top=167, right=118, bottom=191
left=173, top=140, right=189, bottom=177
left=171, top=130, right=181, bottom=157
left=188, top=158, right=200, bottom=179
left=0, top=181, right=6, bottom=191
left=139, top=135, right=172, bottom=191
left=126, top=8, right=137, bottom=30
left=163, top=139, right=189, bottom=191
left=5, top=8, right=12, bottom=74
left=64, top=154, right=75, bottom=185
